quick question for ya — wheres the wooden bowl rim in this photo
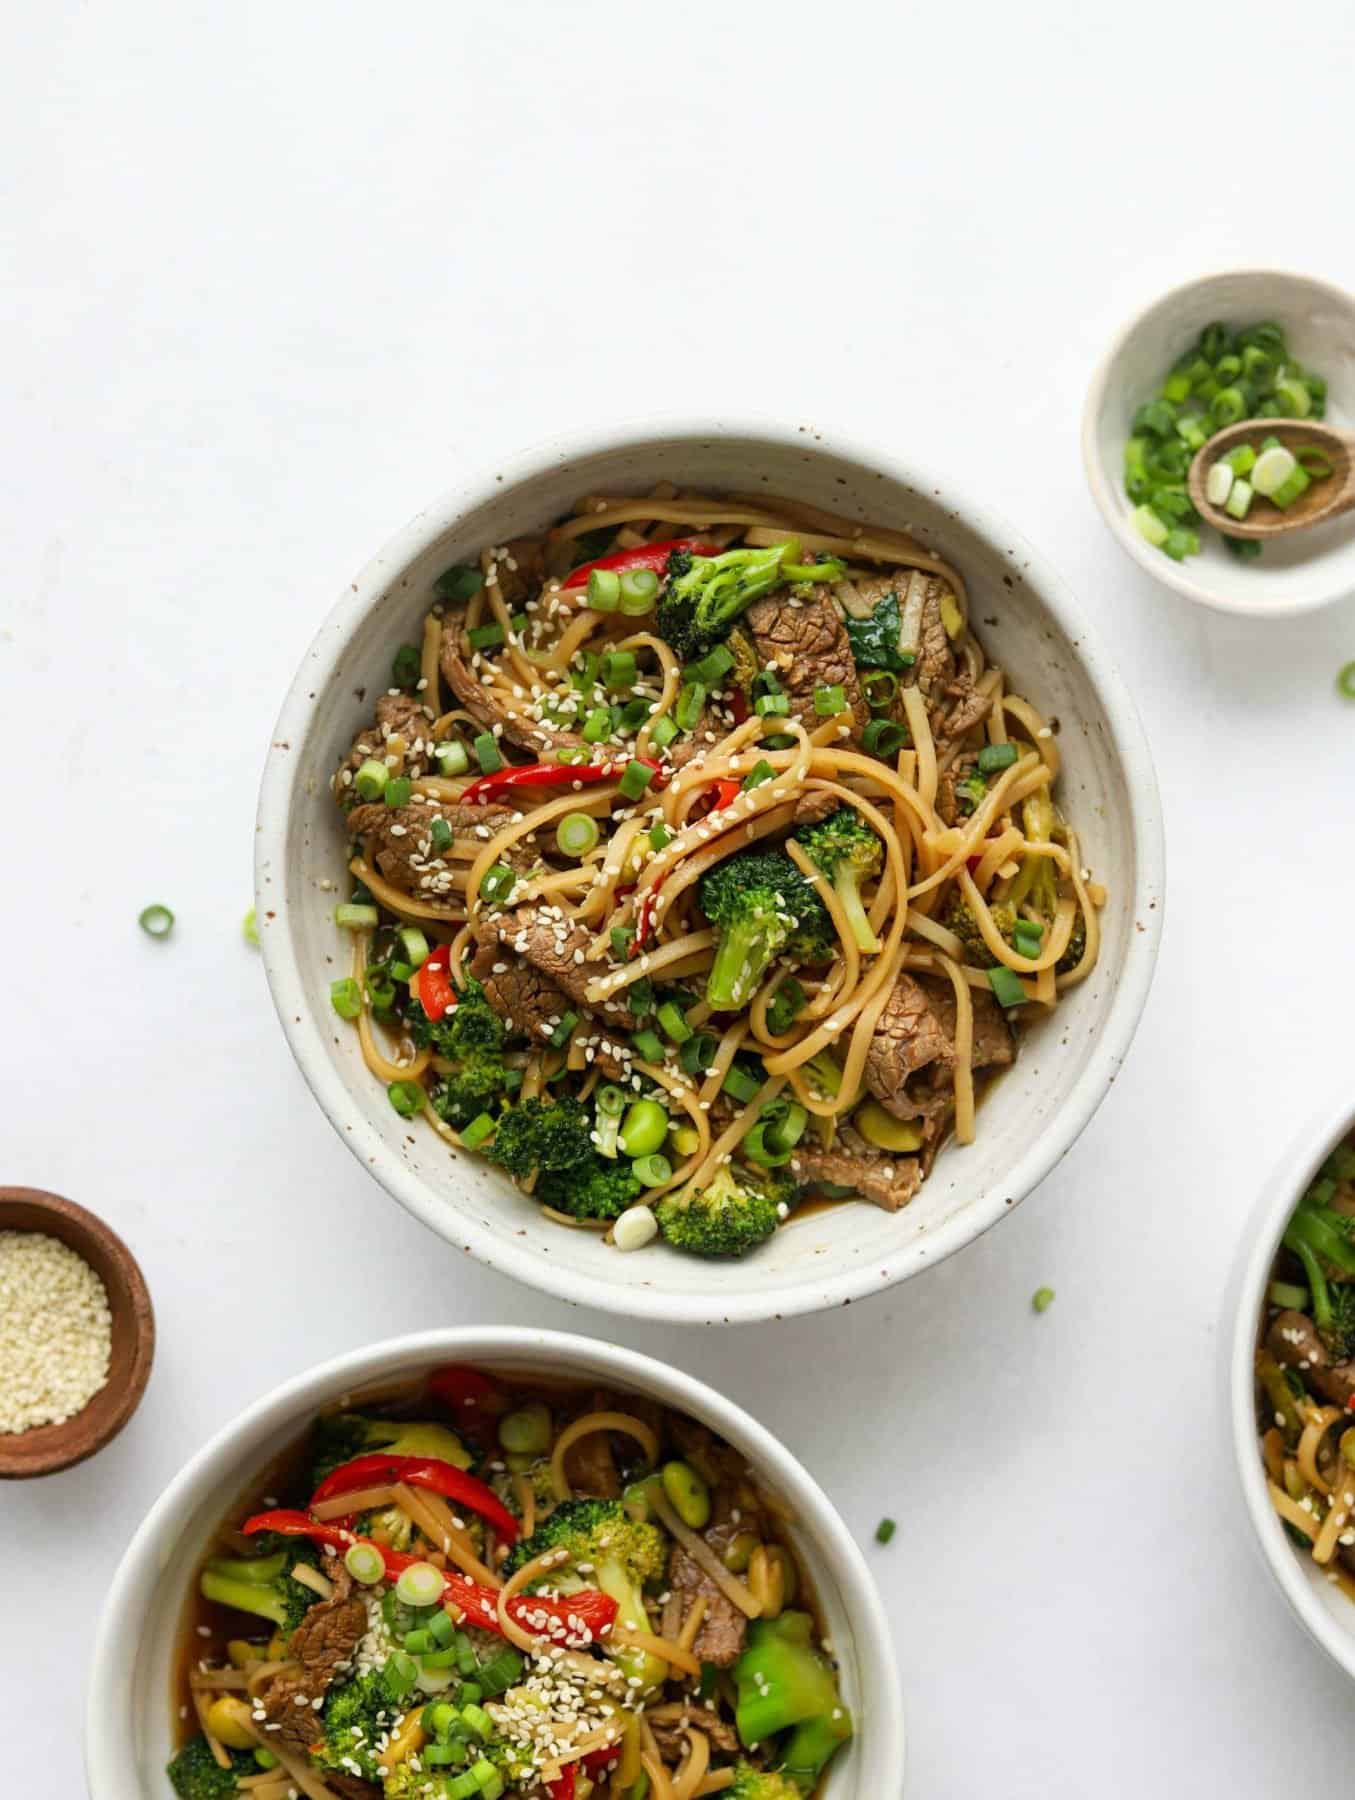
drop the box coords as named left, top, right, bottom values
left=0, top=1186, right=155, bottom=1478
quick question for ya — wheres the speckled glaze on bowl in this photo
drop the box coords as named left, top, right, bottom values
left=255, top=418, right=1165, bottom=1325
left=1082, top=268, right=1355, bottom=616
left=1228, top=1089, right=1355, bottom=1681
left=84, top=1328, right=904, bottom=1799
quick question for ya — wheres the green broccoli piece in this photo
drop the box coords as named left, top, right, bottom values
left=198, top=1542, right=323, bottom=1635
left=655, top=1164, right=791, bottom=1259
left=166, top=1739, right=256, bottom=1800
left=733, top=1613, right=853, bottom=1778
left=1283, top=1195, right=1355, bottom=1342
left=488, top=1094, right=595, bottom=1180
left=407, top=976, right=504, bottom=1058
left=307, top=1411, right=474, bottom=1487
left=1055, top=907, right=1087, bottom=975
left=940, top=894, right=1018, bottom=970
left=793, top=808, right=883, bottom=954
left=315, top=1668, right=408, bottom=1783
left=503, top=1497, right=668, bottom=1690
left=656, top=543, right=844, bottom=664
left=725, top=1762, right=803, bottom=1800
left=1322, top=1282, right=1355, bottom=1362
left=699, top=852, right=833, bottom=1011
left=536, top=1152, right=642, bottom=1221
left=431, top=1054, right=511, bottom=1131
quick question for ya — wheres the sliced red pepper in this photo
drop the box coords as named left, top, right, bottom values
left=309, top=1453, right=520, bottom=1545
left=461, top=758, right=668, bottom=806
left=418, top=944, right=456, bottom=1023
left=728, top=687, right=749, bottom=725
left=241, top=1508, right=357, bottom=1557
left=634, top=872, right=667, bottom=952
left=546, top=1771, right=576, bottom=1800
left=562, top=538, right=720, bottom=591
left=427, top=1363, right=505, bottom=1432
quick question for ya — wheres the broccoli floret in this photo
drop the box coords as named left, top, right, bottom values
left=725, top=1762, right=803, bottom=1800
left=431, top=1054, right=511, bottom=1131
left=940, top=894, right=1018, bottom=970
left=1282, top=1196, right=1355, bottom=1343
left=733, top=1612, right=853, bottom=1780
left=307, top=1411, right=474, bottom=1487
left=488, top=1094, right=595, bottom=1180
left=1055, top=908, right=1087, bottom=975
left=656, top=1165, right=792, bottom=1259
left=793, top=808, right=883, bottom=954
left=1322, top=1283, right=1355, bottom=1362
left=407, top=976, right=504, bottom=1058
left=315, top=1669, right=408, bottom=1783
left=656, top=543, right=844, bottom=664
left=504, top=1497, right=668, bottom=1689
left=166, top=1739, right=255, bottom=1800
left=536, top=1152, right=642, bottom=1221
left=198, top=1542, right=323, bottom=1635
left=699, top=852, right=833, bottom=1011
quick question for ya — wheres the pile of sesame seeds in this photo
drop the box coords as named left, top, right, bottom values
left=0, top=1230, right=113, bottom=1434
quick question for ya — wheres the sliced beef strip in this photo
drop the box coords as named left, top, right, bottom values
left=1268, top=1310, right=1355, bottom=1408
left=347, top=800, right=529, bottom=898
left=864, top=972, right=1012, bottom=1122
left=327, top=1778, right=383, bottom=1800
left=469, top=929, right=630, bottom=1079
left=439, top=605, right=585, bottom=759
left=650, top=1706, right=740, bottom=1759
left=663, top=1483, right=753, bottom=1668
left=744, top=586, right=870, bottom=745
left=481, top=902, right=637, bottom=1029
left=486, top=536, right=546, bottom=608
left=256, top=1558, right=367, bottom=1750
left=561, top=1393, right=621, bottom=1497
left=935, top=749, right=980, bottom=828
left=338, top=693, right=437, bottom=801
left=792, top=788, right=841, bottom=827
left=790, top=1143, right=921, bottom=1213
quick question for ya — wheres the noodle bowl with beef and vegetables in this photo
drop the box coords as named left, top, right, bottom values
left=328, top=486, right=1104, bottom=1259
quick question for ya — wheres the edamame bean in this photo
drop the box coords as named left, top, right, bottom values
left=661, top=1459, right=711, bottom=1529
left=723, top=1531, right=759, bottom=1574
left=619, top=1099, right=669, bottom=1158
left=498, top=1402, right=552, bottom=1456
left=205, top=1696, right=257, bottom=1751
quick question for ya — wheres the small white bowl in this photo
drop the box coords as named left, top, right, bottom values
left=84, top=1328, right=903, bottom=1798
left=1082, top=268, right=1355, bottom=617
left=256, top=416, right=1165, bottom=1324
left=1228, top=1089, right=1355, bottom=1678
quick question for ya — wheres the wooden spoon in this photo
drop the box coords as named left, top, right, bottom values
left=1188, top=418, right=1355, bottom=540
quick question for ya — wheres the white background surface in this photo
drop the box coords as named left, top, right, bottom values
left=5, top=3, right=1355, bottom=1794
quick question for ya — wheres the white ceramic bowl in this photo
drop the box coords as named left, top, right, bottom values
left=255, top=417, right=1165, bottom=1324
left=84, top=1327, right=902, bottom=1798
left=1082, top=268, right=1355, bottom=617
left=1228, top=1090, right=1355, bottom=1679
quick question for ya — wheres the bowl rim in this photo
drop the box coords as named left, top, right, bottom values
left=255, top=412, right=1166, bottom=1324
left=1228, top=1085, right=1355, bottom=1681
left=1081, top=264, right=1355, bottom=619
left=83, top=1325, right=905, bottom=1797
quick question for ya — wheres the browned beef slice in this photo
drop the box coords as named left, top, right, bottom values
left=744, top=587, right=869, bottom=744
left=328, top=1777, right=383, bottom=1800
left=470, top=933, right=570, bottom=1042
left=562, top=1396, right=621, bottom=1496
left=483, top=903, right=636, bottom=1028
left=257, top=1559, right=366, bottom=1750
left=864, top=973, right=1012, bottom=1121
left=487, top=536, right=546, bottom=608
left=664, top=1484, right=752, bottom=1667
left=439, top=606, right=584, bottom=758
left=1268, top=1310, right=1355, bottom=1408
left=790, top=1143, right=921, bottom=1212
left=340, top=693, right=436, bottom=794
left=650, top=1706, right=740, bottom=1759
left=935, top=750, right=979, bottom=827
left=347, top=800, right=527, bottom=897
left=792, top=788, right=841, bottom=827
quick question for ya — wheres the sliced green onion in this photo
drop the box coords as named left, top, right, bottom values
left=459, top=1112, right=497, bottom=1150
left=1268, top=1279, right=1310, bottom=1311
left=742, top=759, right=775, bottom=790
left=548, top=1011, right=579, bottom=1049
left=388, top=1080, right=426, bottom=1118
left=619, top=569, right=659, bottom=614
left=467, top=622, right=505, bottom=652
left=680, top=1031, right=718, bottom=1076
left=756, top=693, right=791, bottom=717
left=813, top=683, right=846, bottom=715
left=861, top=669, right=898, bottom=710
left=1224, top=535, right=1262, bottom=560
left=603, top=651, right=637, bottom=691
left=436, top=565, right=484, bottom=603
left=611, top=925, right=636, bottom=960
left=1224, top=479, right=1254, bottom=521
left=976, top=742, right=1018, bottom=775
left=1162, top=527, right=1199, bottom=562
left=434, top=740, right=470, bottom=777
left=596, top=1084, right=627, bottom=1118
left=618, top=760, right=655, bottom=801
left=345, top=1541, right=386, bottom=1585
left=335, top=902, right=380, bottom=930
left=722, top=1064, right=761, bottom=1104
left=1210, top=386, right=1247, bottom=428
left=136, top=902, right=175, bottom=940
left=675, top=682, right=706, bottom=731
left=1274, top=375, right=1312, bottom=418
left=1252, top=444, right=1297, bottom=497
left=556, top=812, right=600, bottom=858
left=472, top=732, right=503, bottom=773
left=1226, top=444, right=1257, bottom=476
left=616, top=696, right=651, bottom=731
left=767, top=1102, right=808, bottom=1152
left=384, top=1651, right=420, bottom=1701
left=384, top=775, right=413, bottom=809
left=429, top=816, right=455, bottom=854
left=1032, top=1286, right=1056, bottom=1314
left=630, top=1029, right=665, bottom=1066
left=1132, top=503, right=1169, bottom=547
left=354, top=758, right=390, bottom=801
left=587, top=568, right=621, bottom=612
left=582, top=707, right=612, bottom=743
left=657, top=1000, right=692, bottom=1044
left=427, top=1609, right=456, bottom=1648
left=875, top=1517, right=897, bottom=1545
left=1297, top=447, right=1335, bottom=479
left=649, top=821, right=673, bottom=850
left=479, top=864, right=517, bottom=906
left=688, top=645, right=735, bottom=686
left=1271, top=464, right=1312, bottom=509
left=390, top=959, right=415, bottom=983
left=1339, top=663, right=1355, bottom=700
left=987, top=966, right=1026, bottom=1009
left=462, top=1703, right=496, bottom=1741
left=632, top=1153, right=672, bottom=1186
left=766, top=977, right=806, bottom=1035
left=752, top=668, right=783, bottom=698
left=396, top=1561, right=447, bottom=1607
left=862, top=719, right=908, bottom=756
left=619, top=1097, right=669, bottom=1156
left=743, top=1121, right=794, bottom=1167
left=398, top=926, right=431, bottom=968
left=510, top=612, right=528, bottom=636
left=1204, top=461, right=1234, bottom=509
left=1012, top=921, right=1044, bottom=958
left=650, top=714, right=679, bottom=750
left=330, top=977, right=363, bottom=1019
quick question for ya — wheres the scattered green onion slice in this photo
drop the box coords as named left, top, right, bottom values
left=603, top=651, right=637, bottom=691
left=630, top=1029, right=665, bottom=1066
left=1338, top=662, right=1355, bottom=699
left=434, top=740, right=469, bottom=777
left=556, top=812, right=600, bottom=858
left=976, top=742, right=1018, bottom=775
left=875, top=1518, right=897, bottom=1546
left=987, top=966, right=1026, bottom=1009
left=335, top=902, right=381, bottom=930
left=814, top=683, right=846, bottom=715
left=657, top=1000, right=692, bottom=1044
left=675, top=682, right=706, bottom=731
left=722, top=1065, right=761, bottom=1104
left=587, top=568, right=621, bottom=612
left=1032, top=1286, right=1056, bottom=1314
left=472, top=732, right=503, bottom=773
left=766, top=978, right=806, bottom=1035
left=396, top=1561, right=447, bottom=1608
left=398, top=926, right=431, bottom=968
left=688, top=645, right=735, bottom=686
left=1297, top=447, right=1335, bottom=479
left=459, top=1112, right=498, bottom=1149
left=242, top=908, right=259, bottom=946
left=1252, top=444, right=1297, bottom=497
left=548, top=1011, right=579, bottom=1049
left=861, top=669, right=899, bottom=710
left=618, top=760, right=656, bottom=801
left=479, top=864, right=517, bottom=906
left=1268, top=1279, right=1310, bottom=1311
left=429, top=816, right=455, bottom=854
left=649, top=821, right=673, bottom=850
left=742, top=759, right=776, bottom=790
left=1226, top=444, right=1257, bottom=476
left=632, top=1153, right=672, bottom=1186
left=436, top=565, right=484, bottom=603
left=384, top=775, right=413, bottom=809
left=330, top=977, right=363, bottom=1019
left=1270, top=464, right=1311, bottom=509
left=388, top=1080, right=425, bottom=1118
left=628, top=977, right=654, bottom=1018
left=1204, top=462, right=1234, bottom=508
left=862, top=719, right=908, bottom=757
left=756, top=692, right=791, bottom=717
left=650, top=714, right=679, bottom=750
left=1132, top=504, right=1169, bottom=548
left=345, top=1541, right=386, bottom=1585
left=619, top=569, right=659, bottom=613
left=466, top=622, right=504, bottom=653
left=582, top=708, right=612, bottom=744
left=611, top=925, right=636, bottom=960
left=354, top=758, right=390, bottom=801
left=596, top=1083, right=627, bottom=1118
left=680, top=1031, right=718, bottom=1076
left=392, top=643, right=422, bottom=687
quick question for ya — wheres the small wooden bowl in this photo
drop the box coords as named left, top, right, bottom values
left=0, top=1187, right=155, bottom=1478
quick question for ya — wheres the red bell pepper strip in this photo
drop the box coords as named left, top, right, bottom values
left=309, top=1453, right=520, bottom=1545
left=633, top=870, right=668, bottom=953
left=461, top=758, right=668, bottom=807
left=418, top=944, right=456, bottom=1022
left=427, top=1363, right=505, bottom=1432
left=546, top=1771, right=576, bottom=1800
left=241, top=1508, right=358, bottom=1557
left=562, top=538, right=720, bottom=591
left=728, top=687, right=749, bottom=725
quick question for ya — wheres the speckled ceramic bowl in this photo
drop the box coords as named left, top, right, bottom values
left=85, top=1328, right=904, bottom=1798
left=255, top=417, right=1165, bottom=1324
